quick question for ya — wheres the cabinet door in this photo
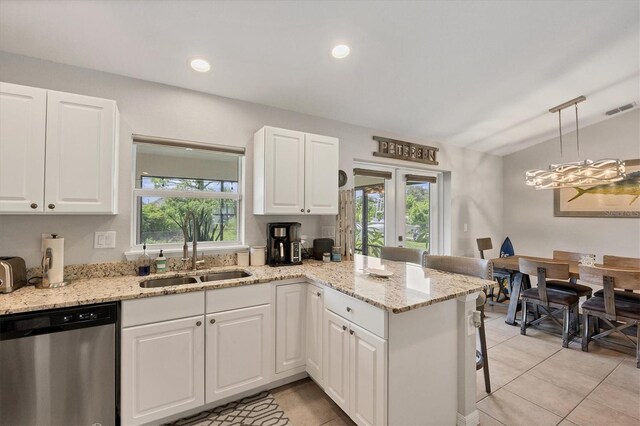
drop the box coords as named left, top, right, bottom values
left=306, top=285, right=324, bottom=385
left=0, top=82, right=46, bottom=213
left=121, top=316, right=205, bottom=426
left=349, top=323, right=387, bottom=426
left=45, top=91, right=117, bottom=214
left=276, top=283, right=307, bottom=373
left=263, top=127, right=305, bottom=214
left=206, top=305, right=271, bottom=404
left=304, top=133, right=339, bottom=215
left=324, top=309, right=350, bottom=413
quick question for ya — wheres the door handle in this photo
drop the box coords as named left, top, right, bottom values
left=210, top=318, right=216, bottom=324
left=342, top=325, right=347, bottom=331
left=349, top=329, right=354, bottom=335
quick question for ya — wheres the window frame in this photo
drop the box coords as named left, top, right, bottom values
left=129, top=142, right=246, bottom=253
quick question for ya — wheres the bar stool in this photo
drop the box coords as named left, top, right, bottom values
left=380, top=246, right=424, bottom=265
left=423, top=254, right=492, bottom=393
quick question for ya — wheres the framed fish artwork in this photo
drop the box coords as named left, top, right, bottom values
left=554, top=159, right=640, bottom=218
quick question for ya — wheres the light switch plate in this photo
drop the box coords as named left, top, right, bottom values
left=94, top=231, right=116, bottom=249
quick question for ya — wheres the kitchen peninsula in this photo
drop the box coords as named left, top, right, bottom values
left=0, top=255, right=492, bottom=426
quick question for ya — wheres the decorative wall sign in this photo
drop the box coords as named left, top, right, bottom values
left=554, top=159, right=640, bottom=218
left=372, top=136, right=439, bottom=165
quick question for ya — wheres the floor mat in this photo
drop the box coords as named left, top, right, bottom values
left=165, top=391, right=290, bottom=426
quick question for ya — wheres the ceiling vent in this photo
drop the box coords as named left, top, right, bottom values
left=605, top=102, right=637, bottom=116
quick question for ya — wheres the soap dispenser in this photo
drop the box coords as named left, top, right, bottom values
left=155, top=250, right=167, bottom=273
left=137, top=244, right=151, bottom=276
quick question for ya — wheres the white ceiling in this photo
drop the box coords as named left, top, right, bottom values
left=0, top=0, right=638, bottom=156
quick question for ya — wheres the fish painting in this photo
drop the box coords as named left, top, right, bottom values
left=568, top=171, right=640, bottom=205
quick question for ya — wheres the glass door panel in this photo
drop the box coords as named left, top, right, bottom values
left=354, top=175, right=385, bottom=257
left=403, top=181, right=431, bottom=253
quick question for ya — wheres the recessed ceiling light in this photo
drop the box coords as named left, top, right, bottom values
left=189, top=57, right=211, bottom=72
left=331, top=44, right=350, bottom=59
left=142, top=171, right=149, bottom=175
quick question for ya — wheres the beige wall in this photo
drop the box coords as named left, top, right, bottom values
left=502, top=109, right=640, bottom=260
left=0, top=51, right=503, bottom=267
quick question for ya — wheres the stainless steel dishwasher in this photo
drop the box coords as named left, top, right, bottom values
left=0, top=302, right=117, bottom=426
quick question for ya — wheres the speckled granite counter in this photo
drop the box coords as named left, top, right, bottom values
left=0, top=255, right=493, bottom=315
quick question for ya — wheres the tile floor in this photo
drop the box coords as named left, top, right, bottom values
left=271, top=304, right=639, bottom=426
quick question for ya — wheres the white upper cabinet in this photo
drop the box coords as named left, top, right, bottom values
left=0, top=83, right=46, bottom=213
left=45, top=91, right=118, bottom=214
left=304, top=133, right=339, bottom=215
left=254, top=126, right=339, bottom=215
left=0, top=82, right=119, bottom=215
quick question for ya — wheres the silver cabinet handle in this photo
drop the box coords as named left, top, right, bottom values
left=317, top=292, right=321, bottom=297
left=30, top=203, right=38, bottom=209
left=346, top=307, right=352, bottom=313
left=349, top=329, right=354, bottom=335
left=342, top=325, right=347, bottom=331
left=300, top=209, right=304, bottom=212
left=307, top=209, right=310, bottom=213
left=196, top=321, right=202, bottom=326
left=210, top=318, right=216, bottom=324
left=48, top=203, right=55, bottom=209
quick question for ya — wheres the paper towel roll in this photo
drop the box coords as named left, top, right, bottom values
left=43, top=235, right=65, bottom=284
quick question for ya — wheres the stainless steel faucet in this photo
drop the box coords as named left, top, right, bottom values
left=182, top=211, right=204, bottom=271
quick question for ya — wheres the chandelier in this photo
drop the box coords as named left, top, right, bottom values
left=525, top=96, right=626, bottom=190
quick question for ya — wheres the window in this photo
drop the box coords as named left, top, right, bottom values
left=132, top=137, right=244, bottom=248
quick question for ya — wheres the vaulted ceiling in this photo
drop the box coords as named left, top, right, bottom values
left=0, top=0, right=637, bottom=155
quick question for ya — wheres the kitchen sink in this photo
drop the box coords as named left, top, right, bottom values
left=139, top=276, right=199, bottom=288
left=199, top=271, right=252, bottom=282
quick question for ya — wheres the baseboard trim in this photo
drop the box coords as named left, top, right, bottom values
left=457, top=410, right=480, bottom=426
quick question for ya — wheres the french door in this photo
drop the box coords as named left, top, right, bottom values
left=354, top=163, right=440, bottom=257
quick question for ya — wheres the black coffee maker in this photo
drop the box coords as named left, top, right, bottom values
left=267, top=222, right=302, bottom=266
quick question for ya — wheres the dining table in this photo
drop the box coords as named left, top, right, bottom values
left=491, top=255, right=582, bottom=326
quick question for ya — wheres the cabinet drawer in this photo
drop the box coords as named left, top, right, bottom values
left=324, top=287, right=387, bottom=339
left=206, top=284, right=271, bottom=313
left=122, top=292, right=205, bottom=328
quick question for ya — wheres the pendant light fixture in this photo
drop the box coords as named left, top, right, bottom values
left=525, top=96, right=626, bottom=190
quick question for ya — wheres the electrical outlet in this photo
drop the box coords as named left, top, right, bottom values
left=94, top=231, right=116, bottom=249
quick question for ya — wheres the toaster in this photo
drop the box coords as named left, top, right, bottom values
left=0, top=257, right=27, bottom=293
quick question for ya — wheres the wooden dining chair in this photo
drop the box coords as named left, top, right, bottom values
left=544, top=250, right=594, bottom=299
left=476, top=237, right=511, bottom=303
left=579, top=265, right=640, bottom=368
left=380, top=246, right=424, bottom=265
left=423, top=254, right=493, bottom=393
left=593, top=256, right=640, bottom=302
left=603, top=255, right=640, bottom=269
left=519, top=258, right=580, bottom=348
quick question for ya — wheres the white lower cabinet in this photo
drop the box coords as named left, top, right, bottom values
left=349, top=323, right=387, bottom=426
left=324, top=309, right=351, bottom=413
left=121, top=315, right=205, bottom=425
left=206, top=304, right=271, bottom=404
left=324, top=309, right=387, bottom=426
left=305, top=284, right=324, bottom=386
left=275, top=283, right=307, bottom=374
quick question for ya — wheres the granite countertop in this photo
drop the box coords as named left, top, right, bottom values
left=0, top=255, right=494, bottom=315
